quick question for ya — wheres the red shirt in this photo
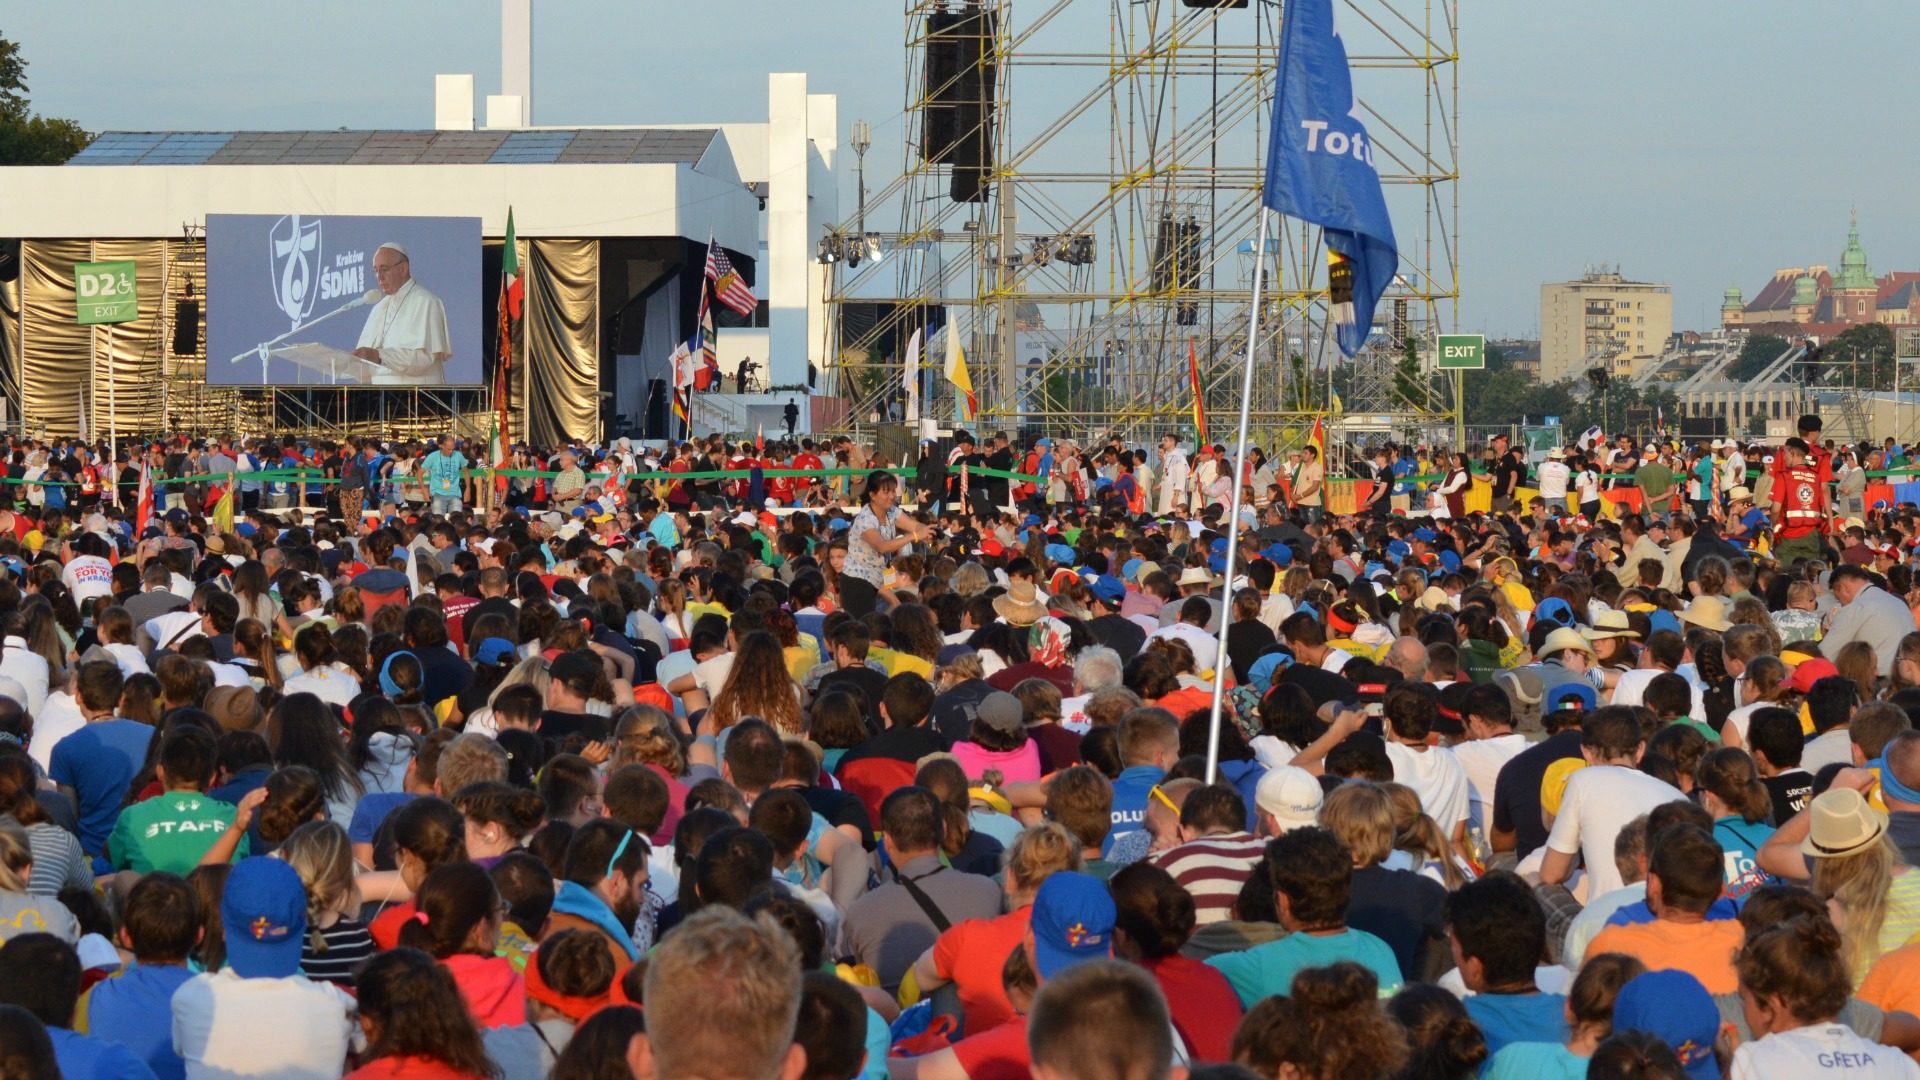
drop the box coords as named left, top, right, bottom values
left=1141, top=953, right=1245, bottom=1062
left=932, top=908, right=1033, bottom=1034
left=951, top=1016, right=1031, bottom=1080
left=443, top=595, right=480, bottom=651
left=370, top=901, right=417, bottom=951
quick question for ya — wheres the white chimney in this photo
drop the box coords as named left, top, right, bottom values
left=502, top=0, right=532, bottom=127
left=434, top=74, right=475, bottom=131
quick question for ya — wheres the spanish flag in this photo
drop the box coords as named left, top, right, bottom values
left=1188, top=339, right=1208, bottom=445
left=945, top=323, right=977, bottom=420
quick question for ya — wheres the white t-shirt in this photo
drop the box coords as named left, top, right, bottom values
left=282, top=664, right=360, bottom=709
left=1607, top=667, right=1705, bottom=718
left=1545, top=765, right=1689, bottom=899
left=1573, top=468, right=1601, bottom=504
left=1451, top=733, right=1528, bottom=835
left=61, top=555, right=114, bottom=603
left=693, top=651, right=737, bottom=701
left=1724, top=701, right=1767, bottom=746
left=1147, top=622, right=1219, bottom=677
left=1384, top=741, right=1470, bottom=835
left=1730, top=1023, right=1920, bottom=1080
left=1535, top=460, right=1570, bottom=501
left=27, top=691, right=84, bottom=773
left=172, top=968, right=358, bottom=1080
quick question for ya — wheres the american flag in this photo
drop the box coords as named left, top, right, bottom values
left=705, top=238, right=758, bottom=317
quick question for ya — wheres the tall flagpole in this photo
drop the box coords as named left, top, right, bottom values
left=1204, top=207, right=1271, bottom=785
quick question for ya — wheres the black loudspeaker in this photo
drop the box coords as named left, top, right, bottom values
left=172, top=300, right=201, bottom=356
left=1182, top=0, right=1248, bottom=7
left=921, top=11, right=963, bottom=163
left=930, top=5, right=996, bottom=204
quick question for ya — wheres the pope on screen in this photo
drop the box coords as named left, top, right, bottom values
left=354, top=241, right=452, bottom=385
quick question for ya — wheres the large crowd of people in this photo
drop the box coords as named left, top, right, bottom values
left=0, top=411, right=1914, bottom=1079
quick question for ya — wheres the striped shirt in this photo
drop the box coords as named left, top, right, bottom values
left=2, top=819, right=93, bottom=898
left=300, top=915, right=376, bottom=986
left=1152, top=832, right=1267, bottom=925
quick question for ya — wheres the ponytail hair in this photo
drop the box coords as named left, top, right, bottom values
left=1567, top=952, right=1646, bottom=1039
left=1736, top=913, right=1852, bottom=1026
left=1695, top=747, right=1772, bottom=824
left=396, top=862, right=501, bottom=959
left=1386, top=983, right=1488, bottom=1080
left=913, top=757, right=974, bottom=861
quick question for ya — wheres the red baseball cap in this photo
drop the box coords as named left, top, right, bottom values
left=1787, top=657, right=1841, bottom=695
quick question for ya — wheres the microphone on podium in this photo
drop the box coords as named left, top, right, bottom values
left=345, top=289, right=383, bottom=310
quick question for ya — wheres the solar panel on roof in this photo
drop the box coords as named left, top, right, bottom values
left=68, top=128, right=726, bottom=166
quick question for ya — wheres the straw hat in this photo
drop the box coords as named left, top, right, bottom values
left=1133, top=560, right=1161, bottom=585
left=1583, top=609, right=1641, bottom=641
left=1539, top=626, right=1596, bottom=658
left=1678, top=595, right=1733, bottom=632
left=992, top=581, right=1048, bottom=627
left=1801, top=788, right=1889, bottom=860
left=1416, top=585, right=1453, bottom=612
left=1176, top=566, right=1217, bottom=588
left=1727, top=485, right=1754, bottom=504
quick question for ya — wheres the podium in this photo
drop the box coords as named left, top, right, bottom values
left=257, top=343, right=386, bottom=385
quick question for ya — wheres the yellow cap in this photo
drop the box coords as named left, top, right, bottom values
left=1541, top=757, right=1587, bottom=817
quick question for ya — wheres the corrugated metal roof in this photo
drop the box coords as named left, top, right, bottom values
left=69, top=128, right=718, bottom=167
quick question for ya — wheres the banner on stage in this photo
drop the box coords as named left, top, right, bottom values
left=206, top=214, right=482, bottom=386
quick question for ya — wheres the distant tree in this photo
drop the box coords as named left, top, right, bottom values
left=0, top=34, right=91, bottom=165
left=1822, top=322, right=1895, bottom=388
left=1392, top=336, right=1426, bottom=408
left=1726, top=333, right=1791, bottom=382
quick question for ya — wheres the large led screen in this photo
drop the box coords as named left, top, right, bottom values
left=206, top=213, right=483, bottom=385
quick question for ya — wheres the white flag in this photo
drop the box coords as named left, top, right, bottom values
left=903, top=328, right=923, bottom=423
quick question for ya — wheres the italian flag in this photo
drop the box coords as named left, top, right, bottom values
left=493, top=209, right=521, bottom=491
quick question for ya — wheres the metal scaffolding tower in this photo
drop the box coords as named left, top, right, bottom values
left=823, top=0, right=1459, bottom=449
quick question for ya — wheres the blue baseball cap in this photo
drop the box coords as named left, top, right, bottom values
left=1024, top=514, right=1044, bottom=528
left=1545, top=682, right=1597, bottom=713
left=1121, top=558, right=1143, bottom=582
left=222, top=857, right=309, bottom=978
left=1260, top=543, right=1293, bottom=567
left=1045, top=543, right=1076, bottom=566
left=1029, top=872, right=1115, bottom=980
left=1386, top=540, right=1412, bottom=561
left=474, top=637, right=518, bottom=666
left=1089, top=575, right=1126, bottom=606
left=1612, top=971, right=1720, bottom=1080
left=1647, top=608, right=1682, bottom=638
left=1533, top=597, right=1574, bottom=629
left=1411, top=527, right=1438, bottom=542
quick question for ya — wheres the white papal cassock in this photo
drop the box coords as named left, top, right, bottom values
left=356, top=278, right=452, bottom=385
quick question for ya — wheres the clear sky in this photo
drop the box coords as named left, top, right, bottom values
left=5, top=0, right=1915, bottom=338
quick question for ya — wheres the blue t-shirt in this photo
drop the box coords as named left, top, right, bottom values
left=1484, top=1040, right=1585, bottom=1080
left=81, top=963, right=195, bottom=1080
left=424, top=450, right=468, bottom=498
left=1104, top=765, right=1165, bottom=853
left=1714, top=816, right=1777, bottom=900
left=348, top=791, right=418, bottom=845
left=48, top=1026, right=158, bottom=1080
left=1463, top=992, right=1569, bottom=1061
left=1205, top=928, right=1402, bottom=1007
left=49, top=718, right=155, bottom=863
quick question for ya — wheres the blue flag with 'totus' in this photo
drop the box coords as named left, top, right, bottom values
left=1262, top=0, right=1399, bottom=358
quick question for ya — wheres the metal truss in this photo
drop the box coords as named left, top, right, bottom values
left=822, top=0, right=1459, bottom=447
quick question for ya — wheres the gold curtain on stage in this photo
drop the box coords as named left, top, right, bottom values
left=15, top=239, right=170, bottom=437
left=523, top=238, right=599, bottom=447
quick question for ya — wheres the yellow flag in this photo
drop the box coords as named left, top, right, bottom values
left=212, top=473, right=235, bottom=534
left=945, top=325, right=977, bottom=420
